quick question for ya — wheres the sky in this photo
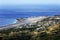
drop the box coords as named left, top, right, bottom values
left=0, top=0, right=60, bottom=6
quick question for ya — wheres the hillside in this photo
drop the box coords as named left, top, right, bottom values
left=0, top=15, right=60, bottom=40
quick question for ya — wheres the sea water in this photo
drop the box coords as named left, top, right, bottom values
left=0, top=18, right=17, bottom=26
left=0, top=5, right=60, bottom=26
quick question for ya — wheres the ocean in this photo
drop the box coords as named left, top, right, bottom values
left=0, top=12, right=60, bottom=18
left=0, top=5, right=60, bottom=26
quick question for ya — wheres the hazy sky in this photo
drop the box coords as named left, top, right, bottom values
left=0, top=0, right=60, bottom=5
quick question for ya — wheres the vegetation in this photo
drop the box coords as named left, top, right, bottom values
left=0, top=16, right=60, bottom=40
